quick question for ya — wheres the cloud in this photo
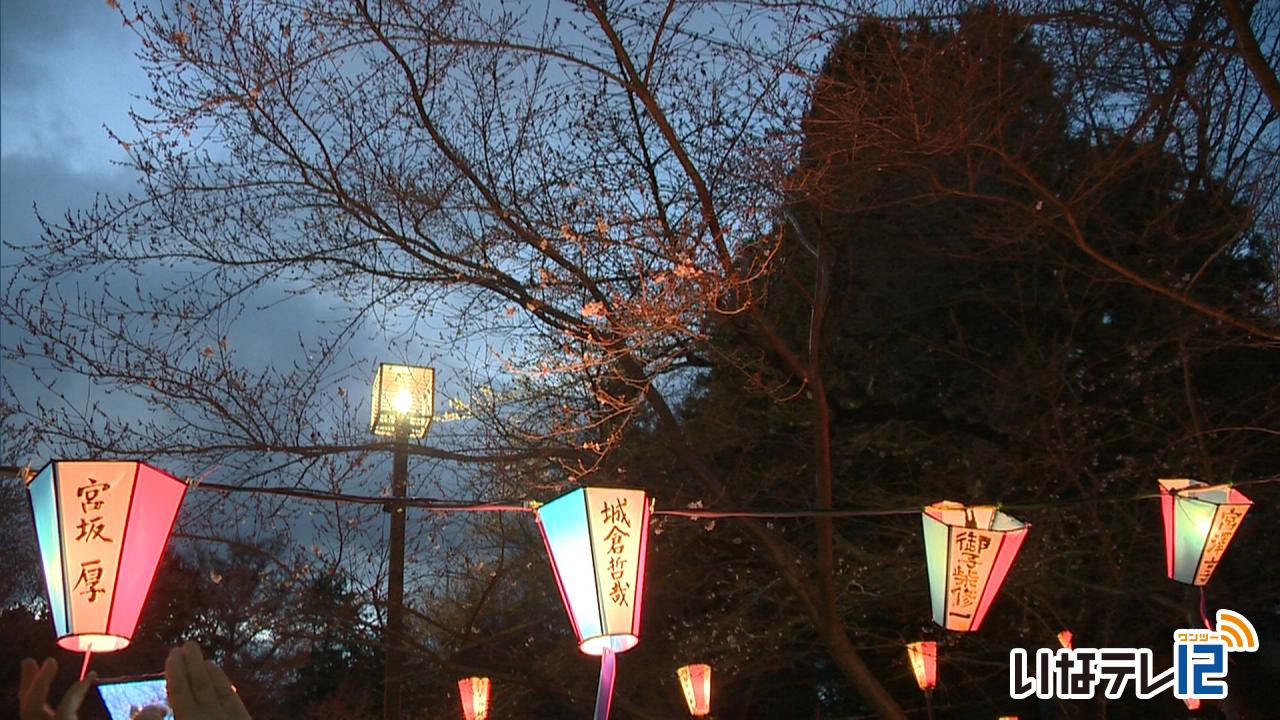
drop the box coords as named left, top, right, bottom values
left=1, top=0, right=147, bottom=172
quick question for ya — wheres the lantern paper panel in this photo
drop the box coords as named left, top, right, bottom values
left=921, top=502, right=1030, bottom=632
left=677, top=663, right=711, bottom=716
left=535, top=487, right=651, bottom=656
left=26, top=461, right=187, bottom=652
left=906, top=641, right=936, bottom=690
left=457, top=676, right=490, bottom=720
left=370, top=363, right=434, bottom=438
left=1159, top=479, right=1252, bottom=586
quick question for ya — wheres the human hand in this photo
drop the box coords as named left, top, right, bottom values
left=18, top=658, right=96, bottom=720
left=164, top=641, right=252, bottom=720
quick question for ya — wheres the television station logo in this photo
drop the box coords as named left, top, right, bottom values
left=1010, top=609, right=1259, bottom=701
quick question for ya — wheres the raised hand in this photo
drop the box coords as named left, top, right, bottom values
left=164, top=641, right=252, bottom=720
left=18, top=658, right=96, bottom=720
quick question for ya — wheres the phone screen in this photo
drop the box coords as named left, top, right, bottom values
left=96, top=677, right=171, bottom=720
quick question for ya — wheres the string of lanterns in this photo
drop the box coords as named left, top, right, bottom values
left=18, top=459, right=1262, bottom=719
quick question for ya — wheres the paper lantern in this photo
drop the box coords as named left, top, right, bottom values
left=535, top=487, right=651, bottom=655
left=1159, top=479, right=1252, bottom=586
left=906, top=641, right=936, bottom=690
left=1057, top=630, right=1073, bottom=650
left=1184, top=697, right=1201, bottom=711
left=370, top=362, right=434, bottom=438
left=457, top=677, right=490, bottom=720
left=536, top=487, right=651, bottom=720
left=25, top=460, right=187, bottom=653
left=677, top=663, right=711, bottom=716
left=921, top=501, right=1030, bottom=632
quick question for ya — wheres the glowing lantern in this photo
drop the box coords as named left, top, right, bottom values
left=25, top=461, right=187, bottom=661
left=677, top=664, right=711, bottom=717
left=905, top=641, right=936, bottom=690
left=1159, top=479, right=1252, bottom=586
left=1184, top=697, right=1201, bottom=711
left=1057, top=630, right=1074, bottom=649
left=921, top=501, right=1030, bottom=632
left=457, top=677, right=490, bottom=720
left=536, top=487, right=651, bottom=720
left=370, top=362, right=434, bottom=438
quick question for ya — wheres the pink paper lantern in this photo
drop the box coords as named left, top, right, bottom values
left=25, top=460, right=187, bottom=653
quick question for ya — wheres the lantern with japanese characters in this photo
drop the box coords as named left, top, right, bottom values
left=906, top=641, right=937, bottom=691
left=677, top=663, right=711, bottom=717
left=536, top=487, right=651, bottom=720
left=921, top=501, right=1030, bottom=632
left=457, top=676, right=490, bottom=720
left=25, top=461, right=187, bottom=655
left=1159, top=479, right=1252, bottom=586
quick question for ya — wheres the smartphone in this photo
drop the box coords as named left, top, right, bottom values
left=96, top=675, right=171, bottom=720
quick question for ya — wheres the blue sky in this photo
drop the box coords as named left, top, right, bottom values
left=0, top=1, right=478, bottom=464
left=1, top=1, right=151, bottom=462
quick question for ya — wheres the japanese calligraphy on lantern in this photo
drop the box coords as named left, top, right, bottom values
left=1159, top=479, right=1253, bottom=586
left=27, top=460, right=188, bottom=653
left=945, top=528, right=1001, bottom=625
left=1194, top=504, right=1248, bottom=586
left=536, top=486, right=651, bottom=656
left=921, top=501, right=1030, bottom=632
left=587, top=490, right=645, bottom=639
left=58, top=463, right=135, bottom=636
left=597, top=496, right=633, bottom=607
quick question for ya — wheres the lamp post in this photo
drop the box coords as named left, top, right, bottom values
left=370, top=363, right=435, bottom=720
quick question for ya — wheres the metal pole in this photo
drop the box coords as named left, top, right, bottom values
left=384, top=420, right=409, bottom=720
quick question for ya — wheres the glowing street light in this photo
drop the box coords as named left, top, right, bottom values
left=371, top=362, right=434, bottom=720
left=371, top=363, right=435, bottom=438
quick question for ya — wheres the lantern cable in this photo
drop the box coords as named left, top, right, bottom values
left=7, top=468, right=1277, bottom=519
left=165, top=476, right=1279, bottom=519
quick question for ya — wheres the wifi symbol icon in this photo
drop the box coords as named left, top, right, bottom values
left=1215, top=610, right=1259, bottom=652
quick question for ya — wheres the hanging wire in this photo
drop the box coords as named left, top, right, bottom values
left=5, top=465, right=1274, bottom=518
left=175, top=476, right=1278, bottom=519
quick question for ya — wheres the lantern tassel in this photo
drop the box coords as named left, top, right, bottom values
left=1199, top=586, right=1212, bottom=630
left=593, top=648, right=617, bottom=720
left=79, top=650, right=92, bottom=681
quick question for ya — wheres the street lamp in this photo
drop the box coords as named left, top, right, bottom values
left=371, top=362, right=434, bottom=720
